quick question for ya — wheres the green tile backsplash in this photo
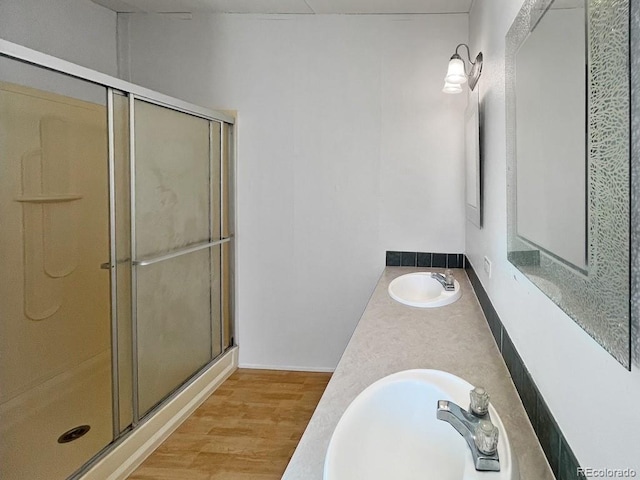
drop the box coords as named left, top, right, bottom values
left=466, top=259, right=581, bottom=480
left=386, top=251, right=465, bottom=269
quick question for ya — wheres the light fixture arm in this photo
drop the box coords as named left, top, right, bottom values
left=454, top=44, right=475, bottom=74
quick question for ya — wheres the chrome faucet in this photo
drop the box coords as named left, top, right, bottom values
left=436, top=387, right=500, bottom=472
left=431, top=270, right=456, bottom=291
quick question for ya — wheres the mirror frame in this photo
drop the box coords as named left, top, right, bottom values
left=506, top=0, right=631, bottom=368
left=632, top=0, right=640, bottom=369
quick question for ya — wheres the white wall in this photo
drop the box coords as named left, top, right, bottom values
left=121, top=13, right=468, bottom=370
left=467, top=0, right=640, bottom=472
left=0, top=0, right=118, bottom=76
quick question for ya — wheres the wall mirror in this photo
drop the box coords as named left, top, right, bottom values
left=506, top=0, right=631, bottom=367
left=465, top=86, right=482, bottom=228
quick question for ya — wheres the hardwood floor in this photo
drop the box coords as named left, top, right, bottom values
left=128, top=369, right=332, bottom=480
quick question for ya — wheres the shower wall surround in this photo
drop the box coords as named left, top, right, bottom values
left=0, top=73, right=113, bottom=480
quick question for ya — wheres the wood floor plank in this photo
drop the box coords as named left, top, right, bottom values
left=128, top=369, right=331, bottom=480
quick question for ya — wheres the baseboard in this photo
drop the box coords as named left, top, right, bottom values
left=80, top=347, right=238, bottom=480
left=238, top=362, right=335, bottom=373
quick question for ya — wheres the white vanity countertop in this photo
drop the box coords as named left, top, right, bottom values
left=282, top=266, right=554, bottom=480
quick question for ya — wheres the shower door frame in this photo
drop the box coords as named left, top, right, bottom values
left=128, top=94, right=232, bottom=424
left=0, top=38, right=237, bottom=477
left=0, top=40, right=235, bottom=124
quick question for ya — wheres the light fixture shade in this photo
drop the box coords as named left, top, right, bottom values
left=445, top=57, right=467, bottom=85
left=442, top=81, right=463, bottom=94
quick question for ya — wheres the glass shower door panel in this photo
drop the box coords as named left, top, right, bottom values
left=136, top=249, right=213, bottom=415
left=211, top=244, right=223, bottom=359
left=134, top=100, right=214, bottom=415
left=0, top=59, right=112, bottom=479
left=221, top=123, right=234, bottom=349
left=134, top=100, right=211, bottom=258
left=221, top=123, right=233, bottom=239
left=222, top=242, right=234, bottom=349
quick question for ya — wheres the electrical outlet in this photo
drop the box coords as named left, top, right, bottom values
left=483, top=256, right=492, bottom=278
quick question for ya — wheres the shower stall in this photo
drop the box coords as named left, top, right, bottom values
left=0, top=41, right=235, bottom=479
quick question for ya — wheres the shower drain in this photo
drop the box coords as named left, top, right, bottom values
left=57, top=425, right=91, bottom=444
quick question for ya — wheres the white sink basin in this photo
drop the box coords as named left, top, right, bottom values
left=388, top=272, right=462, bottom=308
left=324, top=370, right=518, bottom=480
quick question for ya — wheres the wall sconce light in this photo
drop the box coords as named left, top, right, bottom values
left=442, top=44, right=483, bottom=94
left=442, top=82, right=463, bottom=94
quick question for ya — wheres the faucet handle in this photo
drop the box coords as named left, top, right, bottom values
left=444, top=269, right=454, bottom=284
left=474, top=420, right=499, bottom=455
left=470, top=386, right=490, bottom=416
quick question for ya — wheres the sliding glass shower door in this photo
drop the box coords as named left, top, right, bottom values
left=133, top=100, right=224, bottom=417
left=0, top=45, right=235, bottom=479
left=0, top=59, right=113, bottom=479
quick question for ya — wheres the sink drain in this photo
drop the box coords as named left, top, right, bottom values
left=57, top=425, right=91, bottom=444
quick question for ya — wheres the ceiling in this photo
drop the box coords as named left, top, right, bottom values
left=90, top=0, right=474, bottom=15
